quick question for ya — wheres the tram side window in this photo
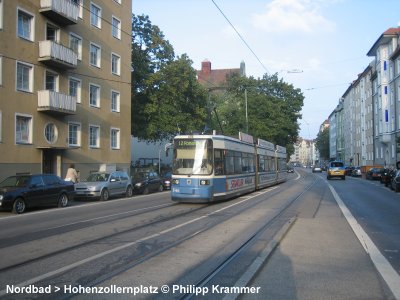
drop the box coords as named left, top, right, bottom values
left=234, top=151, right=242, bottom=174
left=214, top=149, right=225, bottom=175
left=225, top=150, right=235, bottom=175
left=249, top=154, right=255, bottom=172
left=242, top=153, right=249, bottom=173
left=258, top=155, right=265, bottom=172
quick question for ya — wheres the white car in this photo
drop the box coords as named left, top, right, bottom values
left=312, top=166, right=322, bottom=173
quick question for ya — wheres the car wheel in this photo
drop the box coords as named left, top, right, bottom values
left=100, top=189, right=109, bottom=201
left=126, top=186, right=133, bottom=197
left=342, top=176, right=346, bottom=180
left=158, top=184, right=164, bottom=192
left=143, top=186, right=149, bottom=195
left=58, top=193, right=69, bottom=208
left=12, top=198, right=26, bottom=214
left=395, top=184, right=400, bottom=193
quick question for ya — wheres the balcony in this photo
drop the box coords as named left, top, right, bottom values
left=40, top=0, right=79, bottom=26
left=380, top=133, right=391, bottom=143
left=38, top=90, right=76, bottom=115
left=38, top=40, right=77, bottom=69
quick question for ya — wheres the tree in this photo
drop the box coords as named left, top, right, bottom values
left=143, top=54, right=208, bottom=140
left=315, top=127, right=330, bottom=161
left=213, top=73, right=304, bottom=157
left=131, top=14, right=208, bottom=141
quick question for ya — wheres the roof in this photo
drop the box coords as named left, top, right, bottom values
left=367, top=27, right=400, bottom=57
left=197, top=68, right=241, bottom=89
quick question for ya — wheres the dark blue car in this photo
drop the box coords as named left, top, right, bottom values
left=0, top=174, right=75, bottom=214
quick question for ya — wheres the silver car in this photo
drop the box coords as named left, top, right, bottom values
left=74, top=171, right=133, bottom=201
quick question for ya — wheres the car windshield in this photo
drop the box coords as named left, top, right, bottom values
left=132, top=172, right=149, bottom=180
left=0, top=176, right=31, bottom=188
left=85, top=173, right=110, bottom=182
left=331, top=162, right=344, bottom=168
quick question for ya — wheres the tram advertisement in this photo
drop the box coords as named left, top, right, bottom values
left=227, top=176, right=254, bottom=191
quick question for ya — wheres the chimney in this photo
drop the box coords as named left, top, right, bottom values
left=201, top=60, right=211, bottom=75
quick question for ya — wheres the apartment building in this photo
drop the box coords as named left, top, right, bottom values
left=367, top=28, right=400, bottom=167
left=0, top=0, right=132, bottom=180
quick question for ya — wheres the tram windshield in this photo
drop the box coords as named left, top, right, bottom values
left=173, top=139, right=213, bottom=175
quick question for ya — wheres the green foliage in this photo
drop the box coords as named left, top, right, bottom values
left=315, top=126, right=330, bottom=160
left=131, top=15, right=207, bottom=141
left=212, top=73, right=304, bottom=157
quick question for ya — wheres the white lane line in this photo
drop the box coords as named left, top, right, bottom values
left=328, top=184, right=400, bottom=300
left=0, top=188, right=275, bottom=296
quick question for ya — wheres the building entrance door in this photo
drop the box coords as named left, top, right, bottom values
left=42, top=149, right=62, bottom=176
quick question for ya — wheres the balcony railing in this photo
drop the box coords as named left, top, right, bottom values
left=38, top=40, right=77, bottom=69
left=38, top=90, right=77, bottom=115
left=40, top=0, right=79, bottom=26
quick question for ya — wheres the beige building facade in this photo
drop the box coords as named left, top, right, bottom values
left=0, top=0, right=132, bottom=180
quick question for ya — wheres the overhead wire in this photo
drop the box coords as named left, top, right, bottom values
left=211, top=0, right=269, bottom=75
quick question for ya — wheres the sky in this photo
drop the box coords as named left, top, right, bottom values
left=132, top=0, right=400, bottom=139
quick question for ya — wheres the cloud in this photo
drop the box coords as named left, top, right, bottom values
left=252, top=0, right=336, bottom=34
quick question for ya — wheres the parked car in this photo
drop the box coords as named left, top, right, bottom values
left=327, top=161, right=345, bottom=180
left=366, top=167, right=383, bottom=180
left=74, top=171, right=133, bottom=201
left=380, top=168, right=396, bottom=186
left=162, top=171, right=172, bottom=190
left=132, top=171, right=163, bottom=194
left=0, top=174, right=75, bottom=214
left=351, top=167, right=362, bottom=177
left=312, top=166, right=322, bottom=173
left=345, top=166, right=355, bottom=176
left=390, top=170, right=400, bottom=192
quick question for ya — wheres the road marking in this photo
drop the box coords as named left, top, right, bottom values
left=0, top=188, right=276, bottom=296
left=328, top=184, right=400, bottom=300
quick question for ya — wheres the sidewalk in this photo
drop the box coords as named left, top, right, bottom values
left=241, top=186, right=395, bottom=300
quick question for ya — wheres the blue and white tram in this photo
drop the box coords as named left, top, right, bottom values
left=171, top=133, right=287, bottom=203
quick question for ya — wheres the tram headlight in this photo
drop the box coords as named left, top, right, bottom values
left=200, top=179, right=210, bottom=185
left=172, top=179, right=180, bottom=185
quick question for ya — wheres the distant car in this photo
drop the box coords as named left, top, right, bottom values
left=366, top=168, right=383, bottom=180
left=0, top=174, right=75, bottom=214
left=287, top=167, right=294, bottom=173
left=162, top=171, right=172, bottom=190
left=351, top=167, right=362, bottom=177
left=74, top=171, right=133, bottom=201
left=132, top=171, right=163, bottom=194
left=327, top=161, right=345, bottom=180
left=312, top=166, right=322, bottom=173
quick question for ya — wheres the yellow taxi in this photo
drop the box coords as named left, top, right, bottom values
left=327, top=161, right=346, bottom=180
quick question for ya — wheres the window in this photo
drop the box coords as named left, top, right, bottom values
left=89, top=125, right=100, bottom=148
left=111, top=90, right=120, bottom=112
left=111, top=128, right=120, bottom=149
left=0, top=0, right=3, bottom=30
left=68, top=122, right=81, bottom=146
left=69, top=77, right=81, bottom=103
left=46, top=23, right=59, bottom=41
left=89, top=83, right=100, bottom=107
left=111, top=53, right=120, bottom=75
left=112, top=16, right=121, bottom=39
left=114, top=0, right=121, bottom=4
left=90, top=43, right=101, bottom=67
left=90, top=3, right=101, bottom=28
left=44, top=123, right=58, bottom=144
left=45, top=71, right=58, bottom=91
left=17, top=8, right=34, bottom=41
left=16, top=61, right=33, bottom=92
left=16, top=114, right=32, bottom=144
left=69, top=33, right=82, bottom=60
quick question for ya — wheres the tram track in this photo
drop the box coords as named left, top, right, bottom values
left=0, top=172, right=317, bottom=299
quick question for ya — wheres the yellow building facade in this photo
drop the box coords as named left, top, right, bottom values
left=0, top=0, right=132, bottom=180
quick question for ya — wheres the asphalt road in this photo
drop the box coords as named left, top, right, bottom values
left=0, top=169, right=399, bottom=299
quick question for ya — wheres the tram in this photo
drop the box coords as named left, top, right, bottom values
left=171, top=132, right=287, bottom=203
